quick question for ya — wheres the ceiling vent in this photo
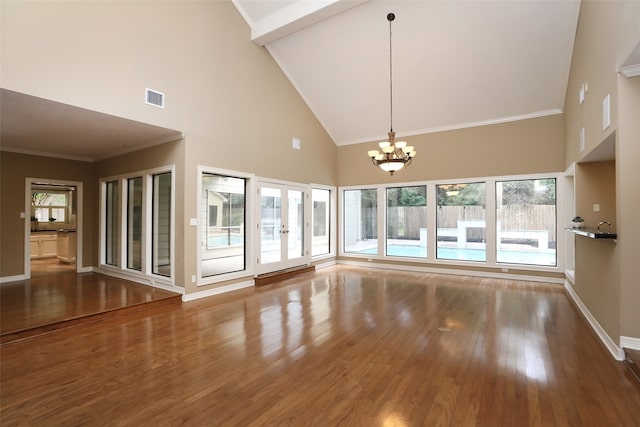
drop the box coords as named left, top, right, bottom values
left=145, top=88, right=165, bottom=108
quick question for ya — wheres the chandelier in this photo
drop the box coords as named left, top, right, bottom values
left=367, top=12, right=416, bottom=176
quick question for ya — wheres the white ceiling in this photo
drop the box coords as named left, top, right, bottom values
left=1, top=1, right=582, bottom=162
left=234, top=0, right=581, bottom=145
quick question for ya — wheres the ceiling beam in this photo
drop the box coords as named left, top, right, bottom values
left=250, top=0, right=368, bottom=46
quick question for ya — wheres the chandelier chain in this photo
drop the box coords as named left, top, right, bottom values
left=389, top=16, right=393, bottom=133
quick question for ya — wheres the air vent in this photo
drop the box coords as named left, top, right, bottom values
left=145, top=88, right=164, bottom=108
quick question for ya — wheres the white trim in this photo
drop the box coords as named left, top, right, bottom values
left=95, top=266, right=183, bottom=294
left=619, top=63, right=640, bottom=78
left=563, top=280, right=624, bottom=360
left=338, top=259, right=564, bottom=285
left=337, top=109, right=563, bottom=146
left=0, top=274, right=28, bottom=284
left=25, top=178, right=84, bottom=279
left=620, top=336, right=640, bottom=351
left=182, top=279, right=254, bottom=302
left=314, top=259, right=337, bottom=270
left=197, top=166, right=255, bottom=285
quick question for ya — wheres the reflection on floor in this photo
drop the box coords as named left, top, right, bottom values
left=0, top=271, right=181, bottom=343
left=31, top=257, right=76, bottom=276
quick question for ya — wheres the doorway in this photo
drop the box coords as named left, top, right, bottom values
left=25, top=178, right=82, bottom=278
left=256, top=182, right=308, bottom=275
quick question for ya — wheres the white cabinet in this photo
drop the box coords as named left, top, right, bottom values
left=30, top=233, right=58, bottom=258
left=57, top=231, right=77, bottom=263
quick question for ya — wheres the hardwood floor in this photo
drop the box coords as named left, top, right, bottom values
left=0, top=271, right=180, bottom=342
left=1, top=265, right=639, bottom=426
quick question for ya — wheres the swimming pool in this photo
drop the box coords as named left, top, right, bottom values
left=208, top=235, right=244, bottom=247
left=355, top=245, right=556, bottom=266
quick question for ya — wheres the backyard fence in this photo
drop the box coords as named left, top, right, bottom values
left=387, top=205, right=556, bottom=247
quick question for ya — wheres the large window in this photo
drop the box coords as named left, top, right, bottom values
left=101, top=169, right=173, bottom=280
left=436, top=182, right=486, bottom=262
left=201, top=173, right=246, bottom=277
left=343, top=189, right=377, bottom=254
left=386, top=186, right=427, bottom=258
left=153, top=172, right=172, bottom=277
left=312, top=188, right=331, bottom=257
left=105, top=180, right=119, bottom=266
left=496, top=178, right=556, bottom=266
left=127, top=177, right=143, bottom=271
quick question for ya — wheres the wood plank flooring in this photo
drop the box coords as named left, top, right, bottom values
left=0, top=271, right=181, bottom=343
left=1, top=265, right=639, bottom=426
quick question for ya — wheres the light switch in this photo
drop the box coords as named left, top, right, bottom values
left=190, top=218, right=197, bottom=226
left=593, top=204, right=600, bottom=212
left=20, top=212, right=25, bottom=219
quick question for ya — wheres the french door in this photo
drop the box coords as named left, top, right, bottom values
left=257, top=182, right=308, bottom=274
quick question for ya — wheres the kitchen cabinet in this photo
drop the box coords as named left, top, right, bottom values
left=30, top=233, right=58, bottom=258
left=57, top=230, right=77, bottom=263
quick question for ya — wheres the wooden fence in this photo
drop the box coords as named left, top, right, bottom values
left=386, top=205, right=556, bottom=246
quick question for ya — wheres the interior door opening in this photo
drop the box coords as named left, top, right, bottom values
left=26, top=179, right=81, bottom=278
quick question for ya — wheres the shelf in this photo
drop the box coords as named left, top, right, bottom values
left=566, top=227, right=617, bottom=240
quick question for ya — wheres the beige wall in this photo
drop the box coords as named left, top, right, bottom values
left=563, top=0, right=640, bottom=342
left=0, top=152, right=96, bottom=277
left=574, top=161, right=619, bottom=339
left=1, top=1, right=336, bottom=291
left=338, top=114, right=565, bottom=186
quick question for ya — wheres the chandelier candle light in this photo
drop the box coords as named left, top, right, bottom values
left=367, top=12, right=416, bottom=176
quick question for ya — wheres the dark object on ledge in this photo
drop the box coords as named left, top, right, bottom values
left=567, top=227, right=617, bottom=240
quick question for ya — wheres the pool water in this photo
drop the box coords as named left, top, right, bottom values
left=357, top=245, right=556, bottom=266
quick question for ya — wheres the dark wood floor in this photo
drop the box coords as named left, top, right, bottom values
left=1, top=265, right=639, bottom=426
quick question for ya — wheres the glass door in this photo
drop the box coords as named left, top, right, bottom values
left=257, top=183, right=307, bottom=274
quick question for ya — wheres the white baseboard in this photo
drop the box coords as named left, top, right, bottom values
left=0, top=274, right=27, bottom=284
left=95, top=267, right=183, bottom=294
left=314, top=259, right=337, bottom=270
left=182, top=279, right=254, bottom=302
left=338, top=260, right=564, bottom=285
left=620, top=336, right=640, bottom=351
left=564, top=280, right=625, bottom=360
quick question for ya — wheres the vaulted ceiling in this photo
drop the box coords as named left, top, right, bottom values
left=233, top=0, right=581, bottom=145
left=1, top=1, right=581, bottom=161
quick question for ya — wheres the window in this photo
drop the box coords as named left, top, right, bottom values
left=127, top=177, right=143, bottom=271
left=386, top=186, right=427, bottom=258
left=105, top=181, right=119, bottom=266
left=343, top=188, right=377, bottom=254
left=153, top=172, right=172, bottom=277
left=32, top=191, right=67, bottom=223
left=201, top=173, right=246, bottom=277
left=496, top=178, right=556, bottom=266
left=101, top=169, right=173, bottom=280
left=312, top=188, right=331, bottom=257
left=437, top=182, right=486, bottom=261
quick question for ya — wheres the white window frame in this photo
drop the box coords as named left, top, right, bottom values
left=339, top=172, right=563, bottom=273
left=197, top=166, right=255, bottom=286
left=99, top=165, right=176, bottom=288
left=311, top=184, right=337, bottom=260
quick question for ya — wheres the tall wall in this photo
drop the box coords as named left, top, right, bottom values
left=338, top=114, right=565, bottom=186
left=563, top=0, right=640, bottom=342
left=1, top=1, right=337, bottom=291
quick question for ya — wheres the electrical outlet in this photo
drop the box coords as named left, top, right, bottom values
left=191, top=275, right=196, bottom=283
left=501, top=268, right=509, bottom=272
left=593, top=204, right=600, bottom=212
